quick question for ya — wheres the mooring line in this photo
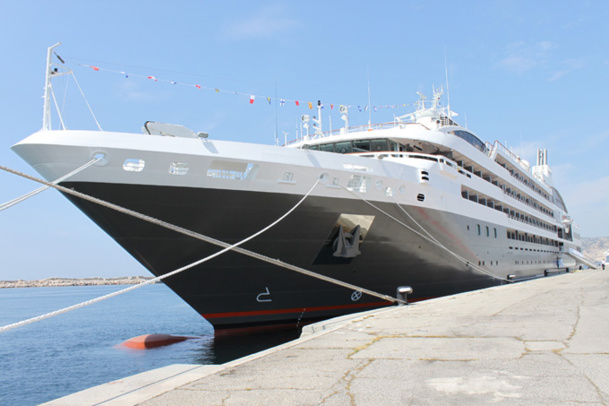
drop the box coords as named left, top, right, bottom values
left=0, top=166, right=406, bottom=333
left=0, top=178, right=319, bottom=333
left=339, top=185, right=504, bottom=280
left=1, top=165, right=405, bottom=307
left=391, top=199, right=504, bottom=280
left=0, top=158, right=100, bottom=211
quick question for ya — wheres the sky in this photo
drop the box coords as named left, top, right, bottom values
left=1, top=0, right=608, bottom=280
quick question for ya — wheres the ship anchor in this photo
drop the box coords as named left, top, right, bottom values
left=333, top=225, right=362, bottom=258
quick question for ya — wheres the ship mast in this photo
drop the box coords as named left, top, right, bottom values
left=43, top=42, right=61, bottom=131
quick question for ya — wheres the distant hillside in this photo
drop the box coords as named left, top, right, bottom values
left=582, top=237, right=609, bottom=261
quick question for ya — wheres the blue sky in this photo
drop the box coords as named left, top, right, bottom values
left=1, top=1, right=608, bottom=280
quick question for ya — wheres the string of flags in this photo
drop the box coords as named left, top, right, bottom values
left=77, top=62, right=413, bottom=112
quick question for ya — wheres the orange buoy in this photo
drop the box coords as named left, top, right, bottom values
left=120, top=334, right=196, bottom=350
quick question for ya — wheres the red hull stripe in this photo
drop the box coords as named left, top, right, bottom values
left=202, top=301, right=391, bottom=319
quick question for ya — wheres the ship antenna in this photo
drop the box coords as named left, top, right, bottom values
left=274, top=82, right=279, bottom=145
left=367, top=66, right=372, bottom=128
left=444, top=48, right=452, bottom=120
left=43, top=42, right=62, bottom=131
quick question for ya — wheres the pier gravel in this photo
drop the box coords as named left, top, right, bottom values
left=46, top=269, right=609, bottom=405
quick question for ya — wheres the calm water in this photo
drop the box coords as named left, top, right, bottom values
left=0, top=284, right=299, bottom=405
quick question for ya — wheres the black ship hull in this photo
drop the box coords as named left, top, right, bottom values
left=60, top=181, right=509, bottom=332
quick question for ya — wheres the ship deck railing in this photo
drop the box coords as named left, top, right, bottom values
left=284, top=121, right=428, bottom=147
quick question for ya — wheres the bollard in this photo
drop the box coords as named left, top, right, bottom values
left=396, top=286, right=413, bottom=305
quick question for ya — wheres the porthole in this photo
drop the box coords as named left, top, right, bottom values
left=169, top=162, right=189, bottom=175
left=123, top=158, right=145, bottom=172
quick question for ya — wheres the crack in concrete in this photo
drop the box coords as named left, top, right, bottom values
left=344, top=359, right=373, bottom=405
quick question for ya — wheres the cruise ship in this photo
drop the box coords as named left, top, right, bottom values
left=11, top=45, right=587, bottom=333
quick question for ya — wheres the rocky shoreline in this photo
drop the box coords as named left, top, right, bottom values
left=0, top=276, right=156, bottom=289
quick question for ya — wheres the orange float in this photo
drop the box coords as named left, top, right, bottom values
left=120, top=334, right=196, bottom=349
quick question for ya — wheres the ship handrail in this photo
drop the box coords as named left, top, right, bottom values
left=284, top=121, right=427, bottom=146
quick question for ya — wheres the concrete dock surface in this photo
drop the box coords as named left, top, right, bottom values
left=46, top=269, right=609, bottom=405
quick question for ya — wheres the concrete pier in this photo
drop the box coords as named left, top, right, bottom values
left=45, top=269, right=609, bottom=405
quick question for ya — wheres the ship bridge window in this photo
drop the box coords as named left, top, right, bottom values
left=320, top=143, right=335, bottom=153
left=305, top=138, right=398, bottom=154
left=353, top=140, right=371, bottom=152
left=372, top=139, right=387, bottom=151
left=335, top=142, right=353, bottom=154
left=453, top=130, right=487, bottom=153
left=552, top=187, right=568, bottom=212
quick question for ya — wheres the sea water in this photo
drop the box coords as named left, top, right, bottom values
left=0, top=284, right=299, bottom=405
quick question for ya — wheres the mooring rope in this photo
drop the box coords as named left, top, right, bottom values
left=1, top=165, right=405, bottom=305
left=0, top=178, right=320, bottom=333
left=340, top=185, right=505, bottom=281
left=0, top=166, right=406, bottom=333
left=0, top=158, right=100, bottom=212
left=391, top=199, right=505, bottom=280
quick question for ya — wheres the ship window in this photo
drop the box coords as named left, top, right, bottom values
left=335, top=141, right=353, bottom=154
left=353, top=140, right=371, bottom=152
left=453, top=130, right=487, bottom=153
left=169, top=162, right=189, bottom=175
left=371, top=139, right=388, bottom=151
left=486, top=226, right=490, bottom=237
left=320, top=143, right=335, bottom=152
left=207, top=161, right=257, bottom=180
left=476, top=224, right=481, bottom=236
left=417, top=193, right=425, bottom=202
left=494, top=228, right=498, bottom=238
left=347, top=175, right=367, bottom=193
left=123, top=159, right=145, bottom=172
